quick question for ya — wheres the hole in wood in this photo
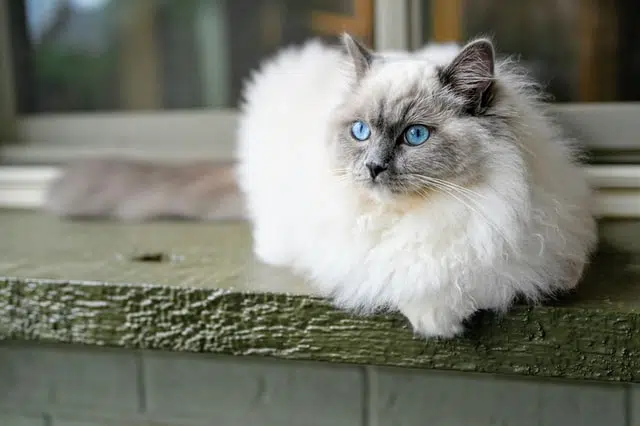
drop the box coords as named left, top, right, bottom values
left=130, top=252, right=170, bottom=263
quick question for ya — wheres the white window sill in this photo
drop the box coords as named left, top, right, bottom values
left=1, top=165, right=639, bottom=218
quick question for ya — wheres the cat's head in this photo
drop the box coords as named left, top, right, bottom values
left=331, top=33, right=518, bottom=201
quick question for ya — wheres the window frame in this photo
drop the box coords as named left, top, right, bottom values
left=1, top=0, right=640, bottom=218
left=0, top=0, right=16, bottom=143
left=0, top=0, right=410, bottom=163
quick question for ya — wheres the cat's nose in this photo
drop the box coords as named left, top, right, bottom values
left=366, top=162, right=388, bottom=180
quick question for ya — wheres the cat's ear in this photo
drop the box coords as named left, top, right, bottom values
left=439, top=38, right=495, bottom=114
left=342, top=33, right=374, bottom=80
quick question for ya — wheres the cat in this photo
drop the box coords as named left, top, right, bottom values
left=46, top=158, right=242, bottom=220
left=46, top=35, right=597, bottom=338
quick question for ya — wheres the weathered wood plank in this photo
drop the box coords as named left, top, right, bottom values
left=1, top=210, right=640, bottom=382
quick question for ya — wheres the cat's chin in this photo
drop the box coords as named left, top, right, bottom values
left=363, top=185, right=396, bottom=203
left=357, top=182, right=429, bottom=212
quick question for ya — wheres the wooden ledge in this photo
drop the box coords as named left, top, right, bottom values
left=1, top=210, right=640, bottom=383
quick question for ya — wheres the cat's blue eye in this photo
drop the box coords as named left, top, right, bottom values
left=350, top=120, right=371, bottom=141
left=403, top=125, right=431, bottom=146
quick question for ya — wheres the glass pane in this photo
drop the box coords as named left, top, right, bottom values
left=421, top=0, right=640, bottom=103
left=9, top=0, right=374, bottom=113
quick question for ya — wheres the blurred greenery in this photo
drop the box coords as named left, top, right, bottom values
left=13, top=0, right=369, bottom=113
left=33, top=44, right=117, bottom=111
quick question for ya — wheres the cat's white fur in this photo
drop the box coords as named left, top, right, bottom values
left=236, top=38, right=597, bottom=338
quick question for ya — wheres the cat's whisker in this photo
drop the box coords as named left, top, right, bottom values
left=406, top=174, right=487, bottom=201
left=330, top=169, right=353, bottom=183
left=404, top=175, right=477, bottom=196
left=408, top=179, right=486, bottom=209
left=405, top=179, right=515, bottom=249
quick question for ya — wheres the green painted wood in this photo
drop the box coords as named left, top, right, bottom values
left=1, top=210, right=640, bottom=382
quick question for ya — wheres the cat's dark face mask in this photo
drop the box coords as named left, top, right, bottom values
left=331, top=35, right=498, bottom=199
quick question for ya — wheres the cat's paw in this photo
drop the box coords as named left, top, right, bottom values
left=400, top=303, right=467, bottom=339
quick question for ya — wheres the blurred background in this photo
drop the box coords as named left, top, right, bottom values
left=3, top=5, right=640, bottom=426
left=0, top=0, right=639, bottom=209
left=5, top=0, right=639, bottom=113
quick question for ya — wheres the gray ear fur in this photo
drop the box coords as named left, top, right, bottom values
left=342, top=33, right=374, bottom=80
left=439, top=38, right=496, bottom=114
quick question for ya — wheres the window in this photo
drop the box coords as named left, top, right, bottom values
left=415, top=0, right=640, bottom=163
left=1, top=0, right=639, bottom=220
left=412, top=0, right=640, bottom=218
left=12, top=0, right=376, bottom=113
left=420, top=0, right=640, bottom=103
left=0, top=0, right=397, bottom=164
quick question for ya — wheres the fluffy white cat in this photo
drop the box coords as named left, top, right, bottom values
left=235, top=34, right=597, bottom=338
left=46, top=35, right=597, bottom=338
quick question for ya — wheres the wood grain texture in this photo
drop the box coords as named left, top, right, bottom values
left=1, top=210, right=640, bottom=382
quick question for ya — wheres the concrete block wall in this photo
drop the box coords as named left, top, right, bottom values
left=0, top=342, right=635, bottom=426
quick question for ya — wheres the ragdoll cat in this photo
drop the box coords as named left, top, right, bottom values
left=46, top=159, right=242, bottom=220
left=235, top=34, right=597, bottom=338
left=47, top=35, right=597, bottom=338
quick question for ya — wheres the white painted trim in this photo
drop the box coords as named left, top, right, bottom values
left=0, top=166, right=60, bottom=208
left=408, top=0, right=424, bottom=50
left=549, top=103, right=640, bottom=150
left=1, top=165, right=639, bottom=217
left=593, top=191, right=640, bottom=218
left=2, top=110, right=239, bottom=163
left=374, top=0, right=409, bottom=50
left=584, top=165, right=640, bottom=188
left=4, top=103, right=640, bottom=164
